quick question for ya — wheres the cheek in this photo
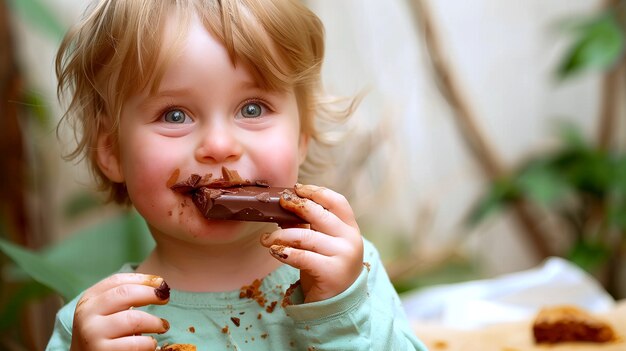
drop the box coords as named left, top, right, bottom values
left=252, top=133, right=301, bottom=186
left=119, top=135, right=181, bottom=210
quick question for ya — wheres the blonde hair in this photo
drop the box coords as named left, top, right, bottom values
left=56, top=0, right=356, bottom=203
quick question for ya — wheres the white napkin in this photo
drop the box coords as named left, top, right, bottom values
left=401, top=257, right=615, bottom=329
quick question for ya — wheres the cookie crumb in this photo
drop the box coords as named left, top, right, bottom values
left=266, top=301, right=278, bottom=313
left=239, top=278, right=267, bottom=307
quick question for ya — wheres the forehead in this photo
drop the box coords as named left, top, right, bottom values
left=143, top=6, right=289, bottom=96
left=143, top=17, right=258, bottom=97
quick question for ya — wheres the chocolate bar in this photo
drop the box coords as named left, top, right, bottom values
left=171, top=167, right=305, bottom=225
left=192, top=186, right=304, bottom=225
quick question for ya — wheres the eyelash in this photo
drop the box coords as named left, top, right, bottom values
left=240, top=98, right=272, bottom=113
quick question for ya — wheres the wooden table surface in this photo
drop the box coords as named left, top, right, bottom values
left=412, top=301, right=626, bottom=351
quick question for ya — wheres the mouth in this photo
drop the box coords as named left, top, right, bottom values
left=169, top=166, right=305, bottom=226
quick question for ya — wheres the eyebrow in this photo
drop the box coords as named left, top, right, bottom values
left=133, top=89, right=189, bottom=110
left=238, top=80, right=262, bottom=90
left=148, top=87, right=193, bottom=98
left=151, top=79, right=262, bottom=96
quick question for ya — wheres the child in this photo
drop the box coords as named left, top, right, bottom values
left=47, top=0, right=427, bottom=350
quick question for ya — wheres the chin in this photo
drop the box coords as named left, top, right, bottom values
left=182, top=219, right=270, bottom=245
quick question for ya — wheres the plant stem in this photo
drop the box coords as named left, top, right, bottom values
left=597, top=54, right=625, bottom=150
left=407, top=0, right=553, bottom=259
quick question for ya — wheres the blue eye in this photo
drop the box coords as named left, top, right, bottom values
left=241, top=102, right=263, bottom=118
left=163, top=109, right=188, bottom=123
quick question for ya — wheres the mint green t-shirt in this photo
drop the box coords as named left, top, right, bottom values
left=46, top=239, right=427, bottom=350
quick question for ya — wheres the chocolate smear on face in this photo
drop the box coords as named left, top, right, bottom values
left=166, top=168, right=181, bottom=188
left=170, top=174, right=201, bottom=194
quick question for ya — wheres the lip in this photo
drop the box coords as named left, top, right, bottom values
left=169, top=166, right=271, bottom=194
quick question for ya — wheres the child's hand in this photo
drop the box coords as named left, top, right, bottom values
left=70, top=273, right=170, bottom=351
left=261, top=184, right=364, bottom=303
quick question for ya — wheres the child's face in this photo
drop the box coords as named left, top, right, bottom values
left=98, top=16, right=307, bottom=242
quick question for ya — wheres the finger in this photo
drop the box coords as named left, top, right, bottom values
left=280, top=191, right=350, bottom=236
left=260, top=228, right=336, bottom=256
left=268, top=245, right=327, bottom=274
left=104, top=310, right=169, bottom=338
left=279, top=223, right=310, bottom=230
left=83, top=273, right=165, bottom=297
left=78, top=283, right=169, bottom=317
left=294, top=184, right=358, bottom=228
left=103, top=335, right=158, bottom=351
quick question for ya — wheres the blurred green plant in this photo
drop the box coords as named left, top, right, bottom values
left=7, top=0, right=64, bottom=40
left=0, top=0, right=68, bottom=348
left=0, top=210, right=154, bottom=322
left=468, top=125, right=626, bottom=267
left=469, top=4, right=626, bottom=297
left=557, top=10, right=624, bottom=78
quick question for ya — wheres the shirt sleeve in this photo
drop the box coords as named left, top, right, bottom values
left=284, top=239, right=428, bottom=351
left=45, top=295, right=79, bottom=351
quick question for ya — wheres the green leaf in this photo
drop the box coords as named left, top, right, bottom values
left=466, top=178, right=518, bottom=226
left=63, top=191, right=105, bottom=220
left=567, top=240, right=610, bottom=272
left=0, top=238, right=85, bottom=300
left=611, top=157, right=626, bottom=195
left=44, top=211, right=154, bottom=292
left=23, top=91, right=53, bottom=129
left=607, top=198, right=626, bottom=231
left=7, top=0, right=65, bottom=40
left=517, top=162, right=570, bottom=206
left=0, top=211, right=154, bottom=301
left=558, top=13, right=625, bottom=78
left=556, top=121, right=588, bottom=150
left=550, top=145, right=613, bottom=197
left=394, top=258, right=479, bottom=294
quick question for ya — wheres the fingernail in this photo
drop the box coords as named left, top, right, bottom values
left=154, top=281, right=170, bottom=300
left=260, top=232, right=271, bottom=243
left=281, top=190, right=304, bottom=205
left=160, top=318, right=170, bottom=334
left=270, top=245, right=289, bottom=259
left=148, top=275, right=164, bottom=287
left=294, top=183, right=303, bottom=189
left=281, top=191, right=293, bottom=201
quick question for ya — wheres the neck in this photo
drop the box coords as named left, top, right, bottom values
left=136, top=223, right=282, bottom=292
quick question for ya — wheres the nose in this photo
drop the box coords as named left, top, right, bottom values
left=194, top=121, right=243, bottom=164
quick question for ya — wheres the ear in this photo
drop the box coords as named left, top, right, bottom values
left=96, top=131, right=124, bottom=183
left=298, top=133, right=309, bottom=166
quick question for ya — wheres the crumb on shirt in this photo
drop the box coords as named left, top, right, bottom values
left=239, top=278, right=267, bottom=307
